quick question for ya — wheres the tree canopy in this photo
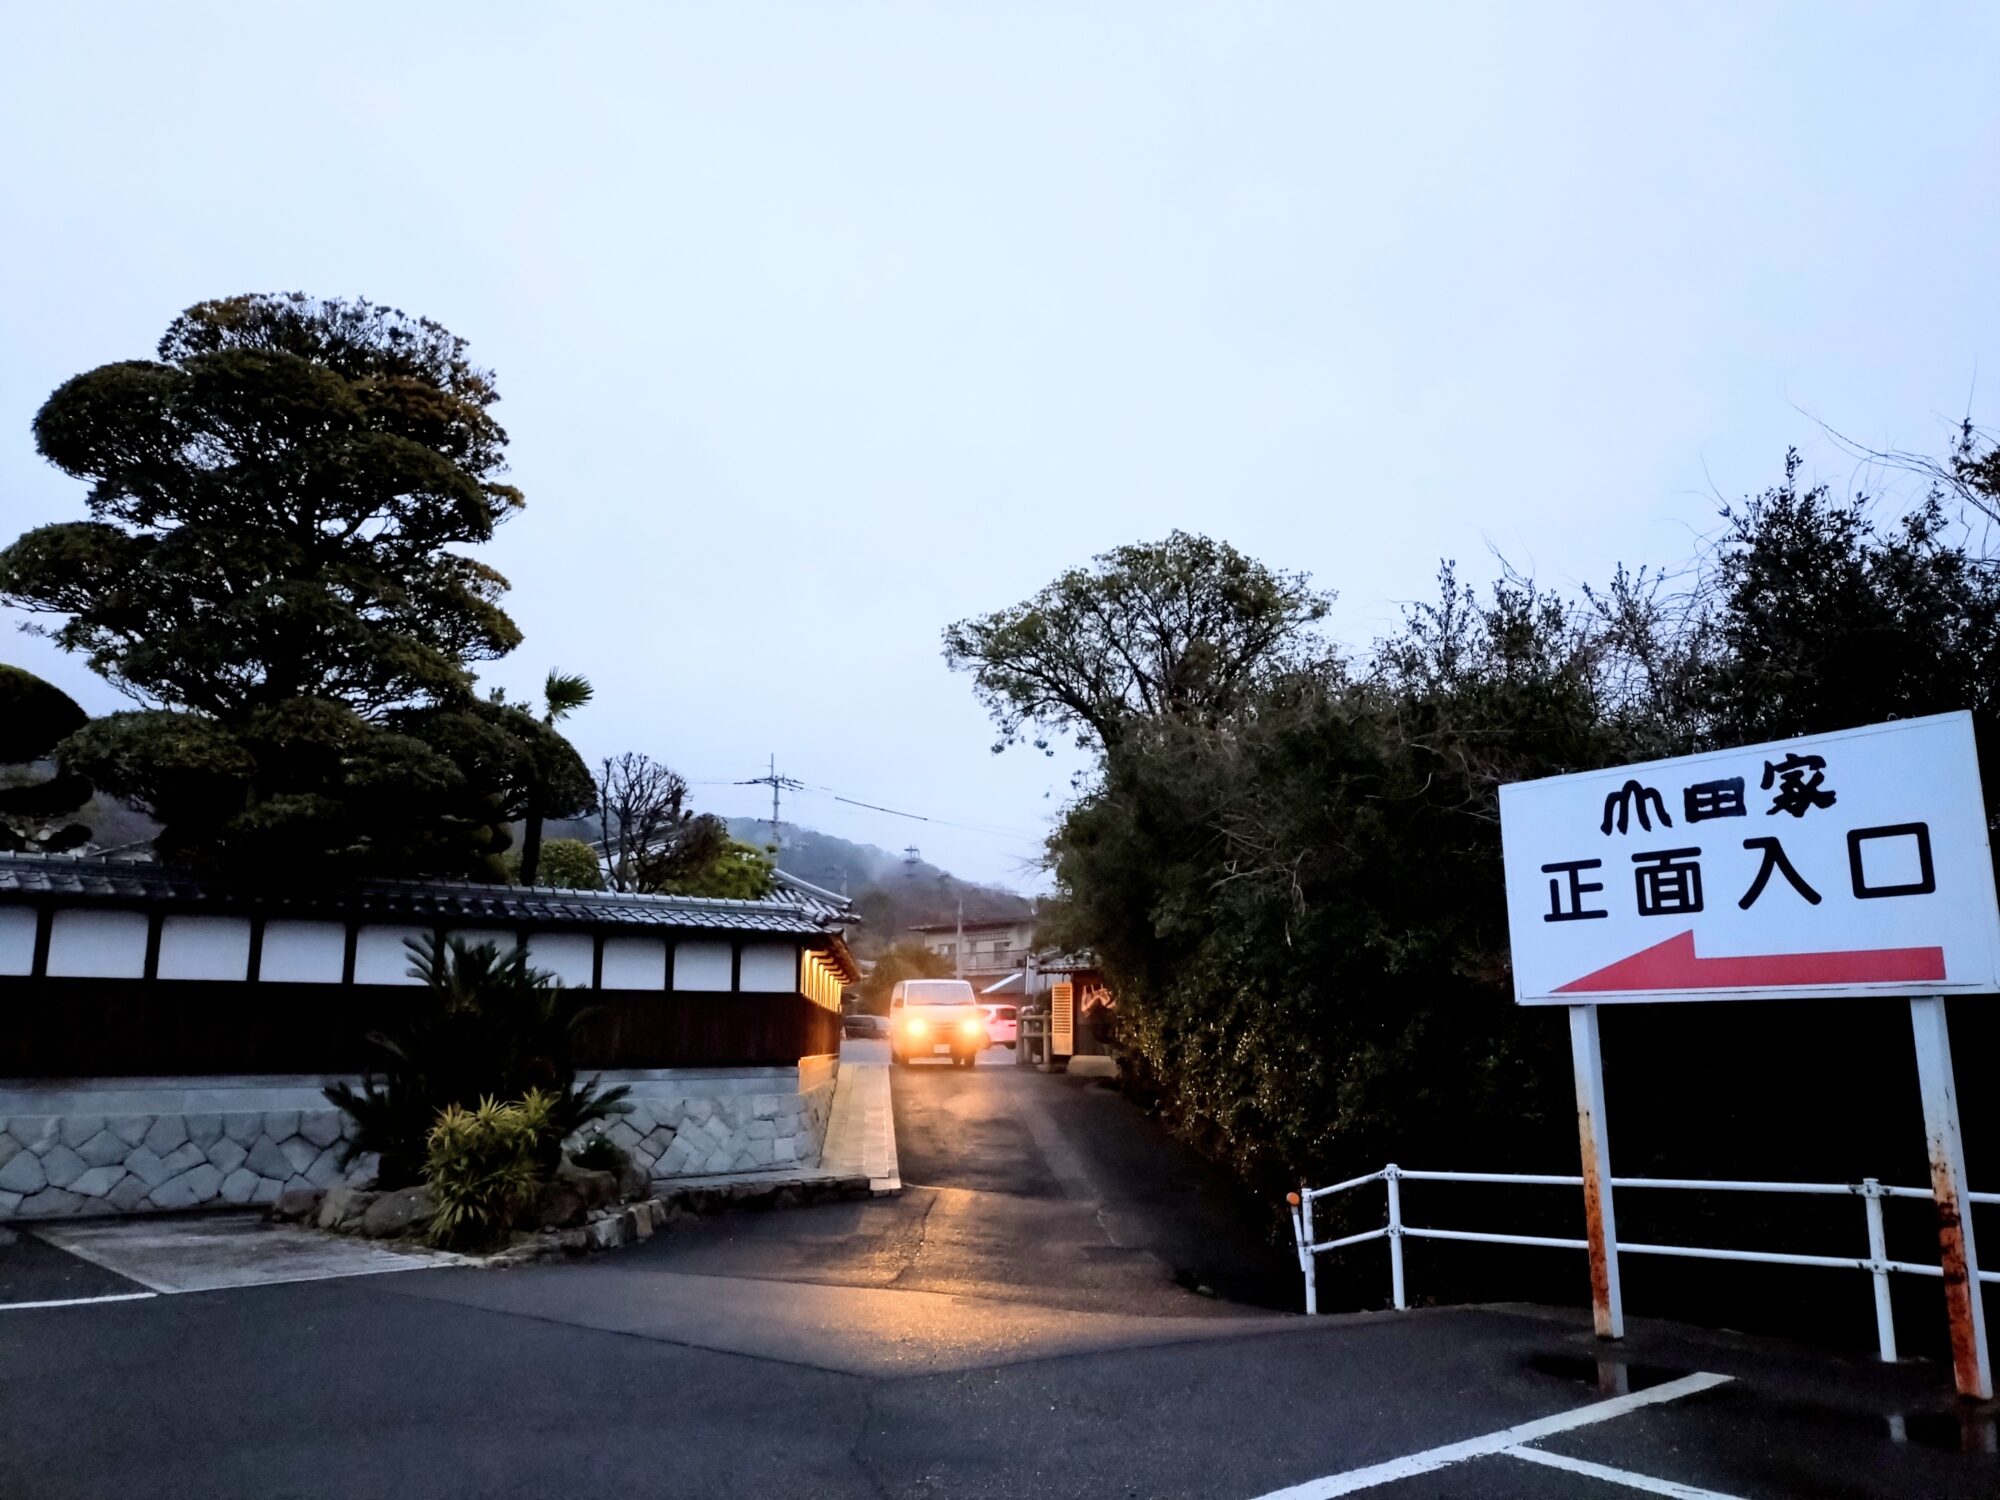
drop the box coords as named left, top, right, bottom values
left=942, top=530, right=1331, bottom=751
left=0, top=664, right=93, bottom=853
left=0, top=294, right=592, bottom=877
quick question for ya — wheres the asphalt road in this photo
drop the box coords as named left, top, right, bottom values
left=2, top=1044, right=1995, bottom=1498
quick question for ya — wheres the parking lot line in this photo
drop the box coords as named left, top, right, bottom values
left=1250, top=1369, right=1733, bottom=1499
left=0, top=1291, right=158, bottom=1313
left=1503, top=1442, right=1747, bottom=1499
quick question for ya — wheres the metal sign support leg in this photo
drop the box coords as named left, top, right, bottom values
left=1569, top=1003, right=1624, bottom=1340
left=1910, top=995, right=1991, bottom=1400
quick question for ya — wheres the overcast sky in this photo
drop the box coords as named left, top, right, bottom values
left=4, top=4, right=1997, bottom=888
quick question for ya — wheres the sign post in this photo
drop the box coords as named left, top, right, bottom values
left=1499, top=712, right=2000, bottom=1394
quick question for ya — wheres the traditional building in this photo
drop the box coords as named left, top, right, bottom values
left=0, top=853, right=858, bottom=1220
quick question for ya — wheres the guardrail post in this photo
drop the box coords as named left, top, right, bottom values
left=1300, top=1189, right=1319, bottom=1316
left=1910, top=996, right=1991, bottom=1400
left=1568, top=1003, right=1624, bottom=1340
left=1385, top=1164, right=1407, bottom=1310
left=1861, top=1179, right=1897, bottom=1363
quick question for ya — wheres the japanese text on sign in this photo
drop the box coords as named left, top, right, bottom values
left=1498, top=712, right=2000, bottom=1004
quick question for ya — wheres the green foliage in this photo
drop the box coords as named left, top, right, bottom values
left=943, top=530, right=1331, bottom=752
left=424, top=1090, right=556, bottom=1248
left=984, top=437, right=2000, bottom=1321
left=0, top=664, right=92, bottom=853
left=0, top=293, right=596, bottom=877
left=512, top=837, right=605, bottom=890
left=325, top=934, right=630, bottom=1186
left=569, top=1130, right=623, bottom=1173
left=655, top=837, right=775, bottom=900
left=856, top=941, right=955, bottom=1015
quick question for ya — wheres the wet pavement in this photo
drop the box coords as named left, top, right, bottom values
left=1, top=1043, right=1995, bottom=1497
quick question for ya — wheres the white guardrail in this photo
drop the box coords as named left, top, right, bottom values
left=1286, top=1165, right=2000, bottom=1362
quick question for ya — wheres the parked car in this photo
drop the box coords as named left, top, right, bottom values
left=980, top=1003, right=1019, bottom=1047
left=889, top=978, right=988, bottom=1067
left=842, top=1012, right=887, bottom=1039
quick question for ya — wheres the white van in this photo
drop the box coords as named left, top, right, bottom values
left=889, top=978, right=988, bottom=1067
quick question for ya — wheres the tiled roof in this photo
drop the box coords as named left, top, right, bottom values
left=0, top=852, right=857, bottom=960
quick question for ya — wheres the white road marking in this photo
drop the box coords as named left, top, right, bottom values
left=0, top=1291, right=158, bottom=1312
left=1250, top=1370, right=1734, bottom=1498
left=1503, top=1442, right=1748, bottom=1499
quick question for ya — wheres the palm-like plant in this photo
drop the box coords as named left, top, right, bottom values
left=326, top=934, right=629, bottom=1186
left=517, top=668, right=594, bottom=885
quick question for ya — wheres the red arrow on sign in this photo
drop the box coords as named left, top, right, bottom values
left=1555, top=930, right=1946, bottom=994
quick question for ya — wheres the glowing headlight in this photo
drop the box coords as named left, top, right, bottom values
left=907, top=1018, right=929, bottom=1039
left=959, top=1018, right=982, bottom=1038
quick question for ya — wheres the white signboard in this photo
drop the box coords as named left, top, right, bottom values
left=1499, top=712, right=2000, bottom=1005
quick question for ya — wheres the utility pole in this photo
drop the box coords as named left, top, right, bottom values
left=955, top=896, right=964, bottom=980
left=738, top=755, right=804, bottom=851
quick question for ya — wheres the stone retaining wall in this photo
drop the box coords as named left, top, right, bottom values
left=0, top=1103, right=374, bottom=1220
left=591, top=1057, right=838, bottom=1182
left=0, top=1056, right=840, bottom=1221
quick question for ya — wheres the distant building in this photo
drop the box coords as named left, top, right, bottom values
left=907, top=916, right=1037, bottom=989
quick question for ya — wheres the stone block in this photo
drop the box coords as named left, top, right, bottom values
left=646, top=1199, right=667, bottom=1229
left=39, top=1143, right=88, bottom=1189
left=59, top=1114, right=105, bottom=1148
left=640, top=1126, right=675, bottom=1156
left=345, top=1152, right=381, bottom=1188
left=625, top=1205, right=652, bottom=1240
left=361, top=1185, right=432, bottom=1238
left=207, top=1137, right=249, bottom=1175
left=151, top=1164, right=223, bottom=1210
left=263, top=1110, right=301, bottom=1143
left=107, top=1174, right=151, bottom=1211
left=0, top=1134, right=17, bottom=1171
left=220, top=1168, right=259, bottom=1205
left=606, top=1119, right=642, bottom=1149
left=0, top=1190, right=18, bottom=1217
left=702, top=1115, right=731, bottom=1146
left=15, top=1118, right=58, bottom=1154
left=184, top=1113, right=224, bottom=1148
left=222, top=1112, right=263, bottom=1145
left=752, top=1093, right=783, bottom=1120
left=682, top=1097, right=713, bottom=1123
left=250, top=1176, right=284, bottom=1205
left=76, top=1130, right=129, bottom=1168
left=773, top=1137, right=798, bottom=1163
left=304, top=1144, right=346, bottom=1188
left=245, top=1137, right=292, bottom=1180
left=158, top=1141, right=206, bottom=1177
left=656, top=1100, right=686, bottom=1129
left=124, top=1147, right=172, bottom=1188
left=339, top=1112, right=361, bottom=1140
left=745, top=1119, right=776, bottom=1140
left=271, top=1186, right=322, bottom=1221
left=17, top=1187, right=85, bottom=1218
left=702, top=1147, right=734, bottom=1174
left=143, top=1115, right=189, bottom=1155
left=299, top=1112, right=344, bottom=1149
left=279, top=1136, right=320, bottom=1175
left=318, top=1185, right=378, bottom=1231
left=585, top=1215, right=625, bottom=1250
left=0, top=1149, right=48, bottom=1195
left=108, top=1115, right=152, bottom=1147
left=746, top=1138, right=775, bottom=1167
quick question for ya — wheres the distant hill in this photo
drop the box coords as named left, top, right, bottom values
left=727, top=819, right=1032, bottom=957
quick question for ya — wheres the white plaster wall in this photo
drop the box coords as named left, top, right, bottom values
left=46, top=909, right=149, bottom=978
left=526, top=931, right=595, bottom=988
left=675, top=939, right=732, bottom=991
left=260, top=920, right=346, bottom=983
left=156, top=915, right=252, bottom=981
left=0, top=908, right=35, bottom=976
left=352, top=925, right=430, bottom=986
left=739, top=940, right=798, bottom=993
left=446, top=928, right=519, bottom=957
left=600, top=935, right=666, bottom=990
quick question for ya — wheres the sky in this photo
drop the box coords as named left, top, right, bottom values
left=3, top=3, right=1997, bottom=889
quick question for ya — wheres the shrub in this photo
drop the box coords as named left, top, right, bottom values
left=326, top=934, right=630, bottom=1185
left=425, top=1090, right=555, bottom=1248
left=570, top=1130, right=623, bottom=1173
